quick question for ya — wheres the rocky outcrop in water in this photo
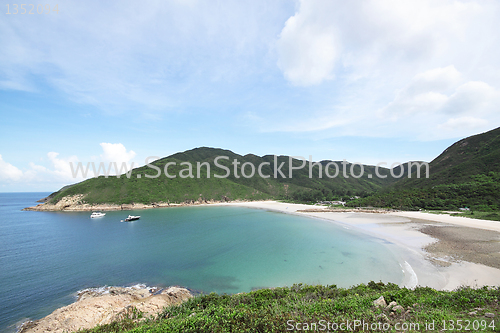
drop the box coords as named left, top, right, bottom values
left=18, top=285, right=192, bottom=333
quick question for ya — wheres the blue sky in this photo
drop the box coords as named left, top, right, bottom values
left=1, top=0, right=500, bottom=192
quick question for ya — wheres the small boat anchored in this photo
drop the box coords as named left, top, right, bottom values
left=122, top=215, right=140, bottom=222
left=90, top=212, right=106, bottom=218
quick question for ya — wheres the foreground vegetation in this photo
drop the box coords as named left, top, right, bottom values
left=347, top=173, right=500, bottom=211
left=80, top=283, right=498, bottom=332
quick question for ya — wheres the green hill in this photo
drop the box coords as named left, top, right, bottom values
left=46, top=127, right=500, bottom=211
left=348, top=127, right=500, bottom=212
left=398, top=126, right=500, bottom=188
left=48, top=147, right=406, bottom=205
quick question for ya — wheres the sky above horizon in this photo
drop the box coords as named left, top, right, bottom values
left=1, top=0, right=500, bottom=192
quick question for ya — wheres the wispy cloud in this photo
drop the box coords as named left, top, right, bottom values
left=270, top=0, right=500, bottom=139
left=0, top=143, right=138, bottom=190
left=0, top=0, right=288, bottom=112
left=99, top=143, right=136, bottom=165
left=0, top=155, right=23, bottom=181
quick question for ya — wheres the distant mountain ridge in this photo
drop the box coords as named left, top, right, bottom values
left=39, top=127, right=500, bottom=211
left=349, top=126, right=500, bottom=211
left=45, top=148, right=411, bottom=206
left=398, top=126, right=500, bottom=188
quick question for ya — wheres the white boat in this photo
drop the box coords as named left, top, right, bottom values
left=90, top=212, right=106, bottom=218
left=123, top=215, right=140, bottom=222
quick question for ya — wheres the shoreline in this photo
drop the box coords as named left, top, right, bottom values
left=22, top=194, right=241, bottom=212
left=213, top=201, right=500, bottom=291
left=16, top=200, right=500, bottom=332
left=25, top=197, right=500, bottom=291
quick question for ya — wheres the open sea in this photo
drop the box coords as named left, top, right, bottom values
left=0, top=192, right=405, bottom=332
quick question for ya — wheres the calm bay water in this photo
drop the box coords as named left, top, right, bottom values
left=0, top=193, right=404, bottom=332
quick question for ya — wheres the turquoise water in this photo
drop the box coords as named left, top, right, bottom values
left=0, top=193, right=403, bottom=332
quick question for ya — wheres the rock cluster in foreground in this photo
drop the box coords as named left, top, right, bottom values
left=19, top=285, right=192, bottom=333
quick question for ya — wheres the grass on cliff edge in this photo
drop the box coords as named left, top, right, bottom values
left=79, top=282, right=499, bottom=333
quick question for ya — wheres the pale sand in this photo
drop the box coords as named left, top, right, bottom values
left=390, top=211, right=500, bottom=232
left=213, top=201, right=500, bottom=291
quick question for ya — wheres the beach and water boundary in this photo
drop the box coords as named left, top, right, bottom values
left=22, top=197, right=500, bottom=290
left=226, top=201, right=500, bottom=291
left=2, top=195, right=403, bottom=332
left=24, top=196, right=500, bottom=290
left=5, top=196, right=500, bottom=332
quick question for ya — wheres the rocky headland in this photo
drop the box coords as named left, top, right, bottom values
left=23, top=194, right=234, bottom=212
left=18, top=285, right=192, bottom=333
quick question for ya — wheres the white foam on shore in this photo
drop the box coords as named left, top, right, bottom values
left=129, top=283, right=148, bottom=290
left=400, top=261, right=418, bottom=288
left=76, top=284, right=151, bottom=298
left=77, top=286, right=110, bottom=296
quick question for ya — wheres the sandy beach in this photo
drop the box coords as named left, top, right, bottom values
left=216, top=201, right=500, bottom=291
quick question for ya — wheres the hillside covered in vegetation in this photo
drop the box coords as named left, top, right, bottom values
left=46, top=148, right=407, bottom=205
left=43, top=127, right=500, bottom=212
left=348, top=127, right=500, bottom=212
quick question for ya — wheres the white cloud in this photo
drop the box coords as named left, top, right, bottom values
left=373, top=67, right=500, bottom=140
left=46, top=152, right=82, bottom=181
left=442, top=81, right=498, bottom=115
left=0, top=0, right=287, bottom=112
left=270, top=117, right=352, bottom=133
left=439, top=117, right=488, bottom=131
left=269, top=1, right=500, bottom=140
left=277, top=0, right=340, bottom=86
left=0, top=143, right=137, bottom=190
left=9, top=152, right=85, bottom=185
left=380, top=67, right=499, bottom=121
left=0, top=155, right=23, bottom=181
left=276, top=0, right=492, bottom=86
left=2, top=0, right=500, bottom=146
left=405, top=66, right=462, bottom=97
left=99, top=143, right=136, bottom=164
